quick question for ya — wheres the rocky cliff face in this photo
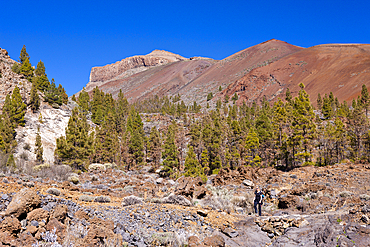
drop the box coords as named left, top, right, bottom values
left=0, top=47, right=73, bottom=164
left=14, top=102, right=75, bottom=164
left=0, top=48, right=31, bottom=108
left=86, top=50, right=187, bottom=91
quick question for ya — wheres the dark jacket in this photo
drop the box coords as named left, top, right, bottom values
left=254, top=191, right=264, bottom=203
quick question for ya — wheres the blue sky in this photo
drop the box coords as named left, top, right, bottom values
left=1, top=0, right=369, bottom=96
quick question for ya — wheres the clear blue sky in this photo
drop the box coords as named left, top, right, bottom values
left=1, top=1, right=369, bottom=96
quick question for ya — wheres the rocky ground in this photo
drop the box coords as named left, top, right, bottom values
left=0, top=162, right=369, bottom=246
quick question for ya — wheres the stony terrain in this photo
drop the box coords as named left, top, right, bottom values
left=0, top=162, right=368, bottom=246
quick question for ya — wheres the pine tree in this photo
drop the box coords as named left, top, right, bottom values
left=224, top=95, right=229, bottom=103
left=317, top=93, right=322, bottom=110
left=35, top=60, right=46, bottom=77
left=19, top=45, right=30, bottom=64
left=78, top=89, right=90, bottom=115
left=20, top=58, right=34, bottom=79
left=33, top=74, right=50, bottom=92
left=35, top=127, right=43, bottom=163
left=285, top=88, right=292, bottom=102
left=184, top=146, right=207, bottom=182
left=57, top=84, right=68, bottom=104
left=255, top=110, right=273, bottom=164
left=55, top=107, right=94, bottom=169
left=290, top=85, right=316, bottom=165
left=189, top=122, right=202, bottom=159
left=333, top=118, right=346, bottom=163
left=0, top=114, right=15, bottom=153
left=115, top=89, right=129, bottom=134
left=30, top=82, right=40, bottom=112
left=322, top=94, right=334, bottom=119
left=44, top=79, right=62, bottom=106
left=232, top=93, right=238, bottom=102
left=6, top=154, right=15, bottom=168
left=148, top=127, right=162, bottom=166
left=200, top=149, right=210, bottom=175
left=161, top=121, right=179, bottom=177
left=127, top=109, right=144, bottom=169
left=93, top=112, right=118, bottom=163
left=361, top=84, right=369, bottom=117
left=216, top=99, right=222, bottom=110
left=3, top=86, right=27, bottom=127
left=245, top=128, right=261, bottom=166
left=347, top=102, right=367, bottom=160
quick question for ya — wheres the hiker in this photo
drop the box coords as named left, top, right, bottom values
left=254, top=187, right=264, bottom=216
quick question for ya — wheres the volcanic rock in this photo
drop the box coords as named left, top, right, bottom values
left=5, top=188, right=41, bottom=219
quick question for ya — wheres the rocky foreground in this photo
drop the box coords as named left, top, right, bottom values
left=0, top=162, right=369, bottom=246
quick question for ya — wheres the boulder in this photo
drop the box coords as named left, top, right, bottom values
left=156, top=178, right=163, bottom=184
left=161, top=193, right=192, bottom=206
left=188, top=236, right=202, bottom=247
left=79, top=195, right=95, bottom=202
left=278, top=195, right=298, bottom=209
left=45, top=218, right=66, bottom=242
left=68, top=175, right=79, bottom=184
left=88, top=163, right=106, bottom=171
left=52, top=204, right=68, bottom=222
left=1, top=216, right=21, bottom=236
left=339, top=191, right=353, bottom=198
left=14, top=231, right=36, bottom=247
left=46, top=188, right=61, bottom=196
left=242, top=179, right=254, bottom=188
left=203, top=235, right=225, bottom=247
left=176, top=176, right=203, bottom=198
left=359, top=194, right=370, bottom=201
left=104, top=163, right=114, bottom=169
left=5, top=188, right=41, bottom=218
left=26, top=208, right=49, bottom=223
left=194, top=186, right=208, bottom=199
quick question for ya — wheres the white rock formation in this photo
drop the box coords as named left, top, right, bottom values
left=14, top=101, right=75, bottom=164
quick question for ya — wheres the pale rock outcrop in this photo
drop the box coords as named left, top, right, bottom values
left=85, top=50, right=187, bottom=91
left=14, top=101, right=75, bottom=164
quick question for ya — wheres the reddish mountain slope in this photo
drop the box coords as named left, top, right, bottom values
left=224, top=44, right=370, bottom=105
left=176, top=39, right=303, bottom=104
left=82, top=39, right=302, bottom=104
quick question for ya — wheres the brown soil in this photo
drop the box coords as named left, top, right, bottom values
left=224, top=44, right=370, bottom=106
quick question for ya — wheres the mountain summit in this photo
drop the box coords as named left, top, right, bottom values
left=82, top=39, right=302, bottom=104
left=87, top=50, right=187, bottom=91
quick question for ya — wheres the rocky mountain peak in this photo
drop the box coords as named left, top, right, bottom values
left=146, top=49, right=187, bottom=61
left=85, top=49, right=188, bottom=92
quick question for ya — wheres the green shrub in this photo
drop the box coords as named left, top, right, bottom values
left=11, top=63, right=20, bottom=74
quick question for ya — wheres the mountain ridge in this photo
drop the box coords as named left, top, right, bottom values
left=223, top=42, right=370, bottom=105
left=82, top=39, right=302, bottom=105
